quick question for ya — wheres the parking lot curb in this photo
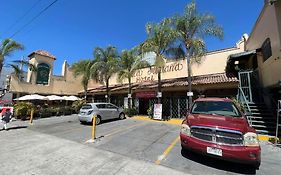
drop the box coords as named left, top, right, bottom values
left=131, top=116, right=183, bottom=125
left=131, top=116, right=280, bottom=142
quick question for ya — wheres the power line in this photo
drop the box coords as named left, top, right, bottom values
left=9, top=0, right=59, bottom=39
left=2, top=0, right=43, bottom=38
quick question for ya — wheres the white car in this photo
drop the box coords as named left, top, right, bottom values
left=78, top=103, right=125, bottom=125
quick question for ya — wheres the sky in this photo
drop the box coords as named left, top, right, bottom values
left=0, top=0, right=264, bottom=75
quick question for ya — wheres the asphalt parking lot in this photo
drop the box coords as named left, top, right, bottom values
left=2, top=115, right=281, bottom=175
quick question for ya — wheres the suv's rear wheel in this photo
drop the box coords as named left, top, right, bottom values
left=119, top=113, right=125, bottom=120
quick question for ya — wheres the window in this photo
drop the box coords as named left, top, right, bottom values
left=36, top=63, right=50, bottom=85
left=106, top=104, right=117, bottom=109
left=81, top=104, right=92, bottom=110
left=261, top=38, right=272, bottom=62
left=191, top=101, right=241, bottom=117
left=96, top=104, right=106, bottom=109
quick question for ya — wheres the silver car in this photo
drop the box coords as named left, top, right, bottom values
left=78, top=103, right=125, bottom=125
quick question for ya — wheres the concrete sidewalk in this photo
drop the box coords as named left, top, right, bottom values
left=0, top=125, right=188, bottom=175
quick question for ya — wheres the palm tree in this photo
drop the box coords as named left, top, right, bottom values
left=0, top=38, right=24, bottom=75
left=9, top=60, right=37, bottom=81
left=91, top=46, right=119, bottom=103
left=71, top=60, right=95, bottom=99
left=171, top=1, right=223, bottom=109
left=118, top=49, right=150, bottom=109
left=141, top=18, right=177, bottom=104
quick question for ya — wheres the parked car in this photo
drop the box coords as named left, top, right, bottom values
left=180, top=98, right=261, bottom=169
left=78, top=103, right=125, bottom=125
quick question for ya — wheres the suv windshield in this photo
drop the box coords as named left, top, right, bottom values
left=191, top=101, right=241, bottom=117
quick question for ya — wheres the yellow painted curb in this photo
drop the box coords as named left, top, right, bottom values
left=131, top=116, right=183, bottom=126
left=131, top=116, right=280, bottom=142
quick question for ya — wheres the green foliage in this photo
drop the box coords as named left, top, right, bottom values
left=14, top=102, right=35, bottom=120
left=0, top=38, right=24, bottom=74
left=147, top=106, right=153, bottom=118
left=231, top=98, right=245, bottom=113
left=123, top=107, right=138, bottom=117
left=71, top=60, right=95, bottom=98
left=72, top=99, right=86, bottom=113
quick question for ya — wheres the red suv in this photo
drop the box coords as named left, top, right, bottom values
left=180, top=98, right=261, bottom=169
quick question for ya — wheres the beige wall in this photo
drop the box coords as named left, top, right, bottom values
left=10, top=54, right=83, bottom=96
left=246, top=1, right=281, bottom=87
left=105, top=38, right=245, bottom=86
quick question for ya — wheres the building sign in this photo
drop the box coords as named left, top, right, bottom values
left=153, top=104, right=162, bottom=120
left=135, top=91, right=156, bottom=98
left=36, top=63, right=50, bottom=85
left=133, top=62, right=184, bottom=83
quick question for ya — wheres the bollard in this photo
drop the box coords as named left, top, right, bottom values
left=29, top=108, right=34, bottom=124
left=92, top=115, right=96, bottom=140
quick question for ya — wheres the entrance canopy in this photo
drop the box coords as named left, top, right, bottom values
left=226, top=50, right=257, bottom=75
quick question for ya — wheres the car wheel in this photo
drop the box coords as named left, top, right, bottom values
left=119, top=113, right=125, bottom=120
left=94, top=116, right=101, bottom=125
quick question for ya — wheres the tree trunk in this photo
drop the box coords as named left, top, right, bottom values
left=83, top=86, right=87, bottom=101
left=157, top=68, right=161, bottom=104
left=0, top=61, right=3, bottom=76
left=106, top=78, right=110, bottom=103
left=128, top=77, right=132, bottom=109
left=187, top=57, right=192, bottom=110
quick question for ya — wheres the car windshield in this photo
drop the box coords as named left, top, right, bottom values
left=81, top=104, right=92, bottom=110
left=191, top=101, right=241, bottom=117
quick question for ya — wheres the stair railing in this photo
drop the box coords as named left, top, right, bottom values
left=237, top=87, right=253, bottom=126
left=275, top=100, right=281, bottom=145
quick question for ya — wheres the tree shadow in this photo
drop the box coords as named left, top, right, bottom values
left=1, top=126, right=28, bottom=131
left=181, top=149, right=257, bottom=174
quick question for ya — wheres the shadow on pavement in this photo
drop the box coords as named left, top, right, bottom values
left=181, top=149, right=257, bottom=174
left=1, top=126, right=28, bottom=131
left=81, top=118, right=122, bottom=126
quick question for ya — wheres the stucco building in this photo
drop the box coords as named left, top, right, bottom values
left=9, top=50, right=83, bottom=99
left=85, top=37, right=247, bottom=117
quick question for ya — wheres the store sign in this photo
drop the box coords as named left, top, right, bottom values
left=135, top=91, right=156, bottom=98
left=133, top=62, right=184, bottom=83
left=153, top=104, right=162, bottom=120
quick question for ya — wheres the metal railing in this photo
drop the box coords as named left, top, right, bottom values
left=237, top=87, right=253, bottom=126
left=275, top=100, right=281, bottom=145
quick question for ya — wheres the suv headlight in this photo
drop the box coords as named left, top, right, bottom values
left=87, top=110, right=93, bottom=115
left=244, top=132, right=259, bottom=146
left=181, top=124, right=191, bottom=136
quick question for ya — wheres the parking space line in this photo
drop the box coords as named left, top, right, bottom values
left=84, top=123, right=146, bottom=143
left=155, top=136, right=180, bottom=165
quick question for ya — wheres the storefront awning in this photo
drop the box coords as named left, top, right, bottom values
left=228, top=50, right=256, bottom=62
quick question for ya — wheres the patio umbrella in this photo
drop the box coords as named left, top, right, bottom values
left=15, top=94, right=47, bottom=101
left=63, top=95, right=81, bottom=101
left=46, top=95, right=64, bottom=101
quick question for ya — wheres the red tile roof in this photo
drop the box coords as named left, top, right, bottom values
left=86, top=73, right=238, bottom=94
left=28, top=50, right=56, bottom=60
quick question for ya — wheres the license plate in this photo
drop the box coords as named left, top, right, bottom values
left=207, top=147, right=222, bottom=156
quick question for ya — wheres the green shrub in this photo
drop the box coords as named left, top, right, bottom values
left=123, top=107, right=138, bottom=117
left=147, top=106, right=153, bottom=118
left=72, top=99, right=86, bottom=113
left=14, top=102, right=35, bottom=120
left=40, top=108, right=53, bottom=118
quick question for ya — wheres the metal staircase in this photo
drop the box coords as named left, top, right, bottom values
left=237, top=71, right=279, bottom=136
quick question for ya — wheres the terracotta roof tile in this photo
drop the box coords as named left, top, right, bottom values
left=87, top=73, right=238, bottom=94
left=28, top=50, right=56, bottom=59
